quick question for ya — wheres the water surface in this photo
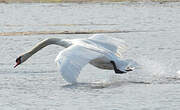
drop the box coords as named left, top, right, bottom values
left=0, top=2, right=180, bottom=110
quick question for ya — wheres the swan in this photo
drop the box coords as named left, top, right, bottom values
left=14, top=34, right=134, bottom=83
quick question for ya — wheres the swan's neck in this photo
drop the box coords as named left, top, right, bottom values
left=28, top=38, right=71, bottom=56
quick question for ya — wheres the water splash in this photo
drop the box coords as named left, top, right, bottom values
left=105, top=56, right=179, bottom=85
left=136, top=57, right=166, bottom=76
left=176, top=70, right=180, bottom=78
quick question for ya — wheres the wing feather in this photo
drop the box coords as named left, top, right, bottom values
left=88, top=34, right=127, bottom=57
left=55, top=34, right=128, bottom=83
left=55, top=45, right=103, bottom=83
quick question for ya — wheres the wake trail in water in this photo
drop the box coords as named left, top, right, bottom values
left=100, top=56, right=180, bottom=87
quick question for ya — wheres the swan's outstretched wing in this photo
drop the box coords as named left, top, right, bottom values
left=55, top=45, right=103, bottom=84
left=88, top=34, right=127, bottom=57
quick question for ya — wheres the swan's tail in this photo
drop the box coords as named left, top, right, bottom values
left=116, top=59, right=138, bottom=72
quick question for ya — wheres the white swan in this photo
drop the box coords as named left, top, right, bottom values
left=14, top=34, right=134, bottom=83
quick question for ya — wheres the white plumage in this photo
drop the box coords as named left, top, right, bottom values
left=15, top=34, right=134, bottom=84
left=55, top=34, right=128, bottom=83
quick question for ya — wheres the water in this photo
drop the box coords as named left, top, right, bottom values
left=0, top=2, right=180, bottom=110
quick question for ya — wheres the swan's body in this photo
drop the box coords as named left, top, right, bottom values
left=15, top=34, right=134, bottom=83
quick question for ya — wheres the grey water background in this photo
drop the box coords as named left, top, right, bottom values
left=0, top=2, right=180, bottom=110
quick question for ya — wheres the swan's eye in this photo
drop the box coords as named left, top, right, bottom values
left=16, top=56, right=22, bottom=64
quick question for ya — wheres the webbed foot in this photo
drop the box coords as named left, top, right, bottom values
left=110, top=61, right=127, bottom=74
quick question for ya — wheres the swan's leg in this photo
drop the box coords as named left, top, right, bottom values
left=110, top=61, right=126, bottom=74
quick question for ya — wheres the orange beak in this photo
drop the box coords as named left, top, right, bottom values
left=14, top=60, right=21, bottom=68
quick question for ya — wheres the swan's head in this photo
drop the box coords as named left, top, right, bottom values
left=14, top=53, right=31, bottom=68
